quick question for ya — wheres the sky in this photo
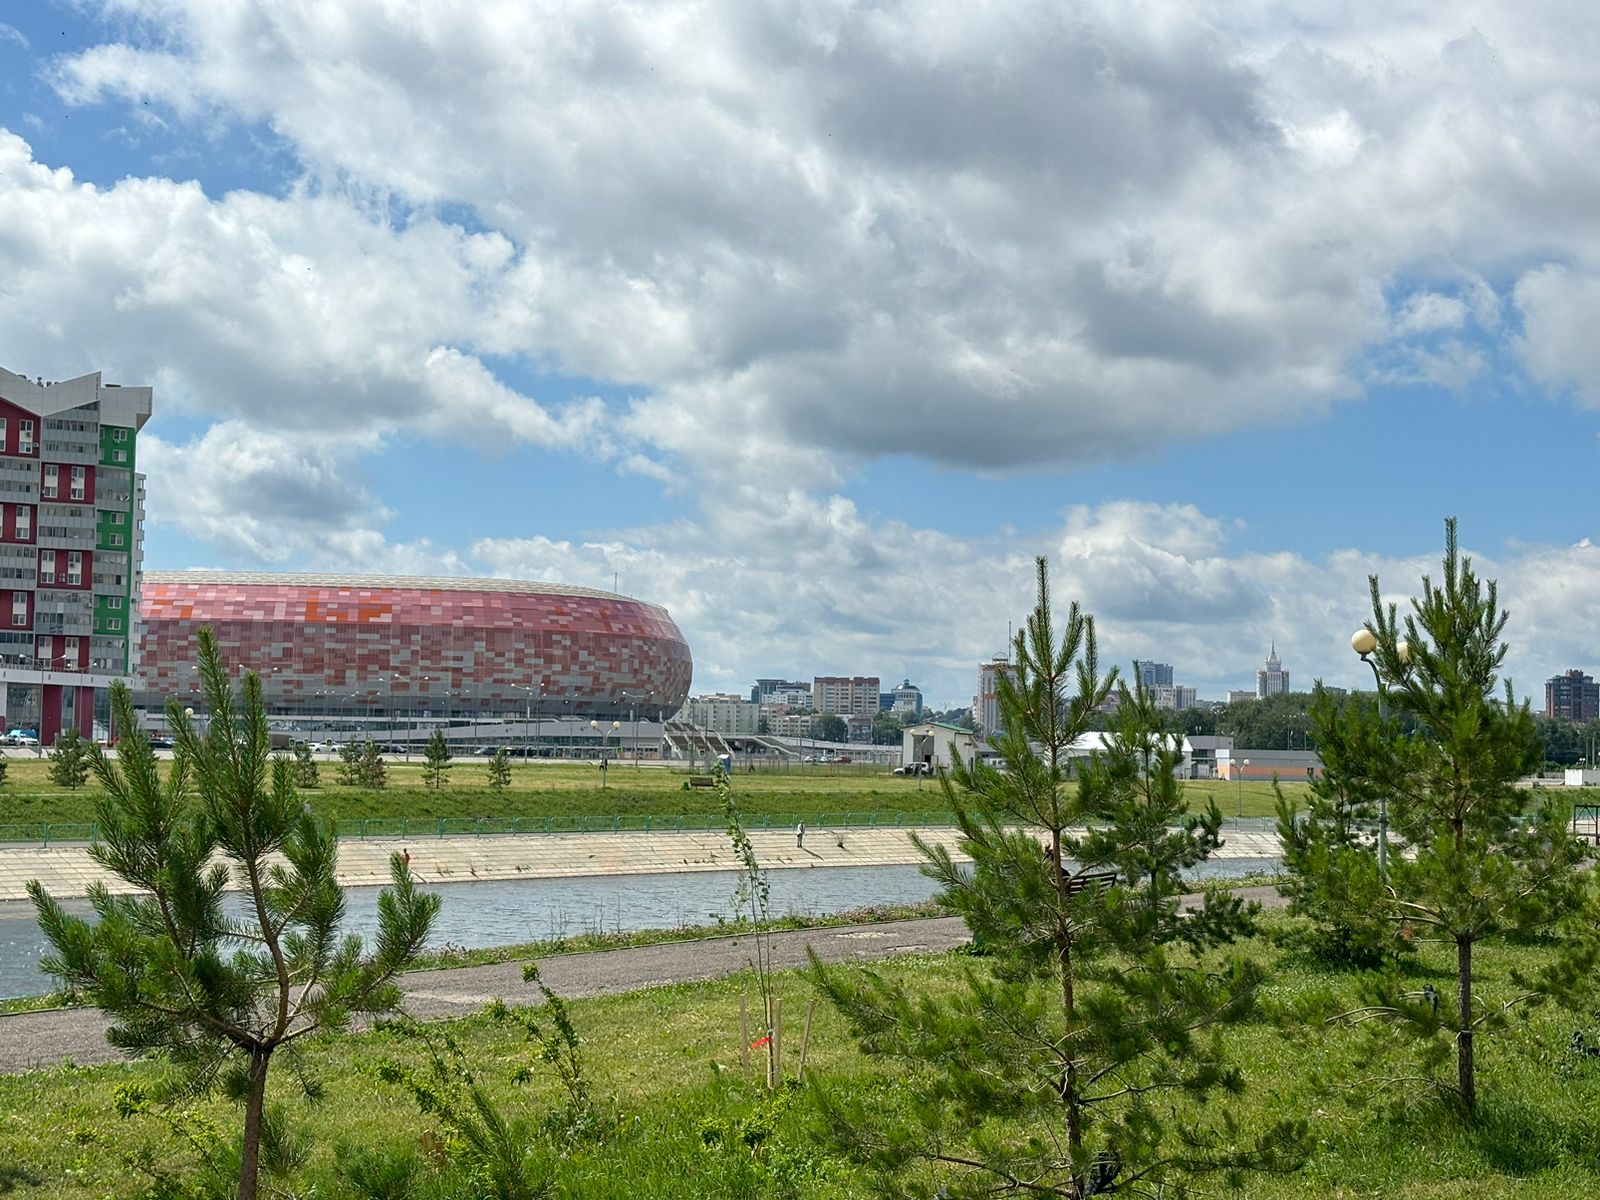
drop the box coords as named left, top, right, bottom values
left=4, top=1, right=1600, bottom=708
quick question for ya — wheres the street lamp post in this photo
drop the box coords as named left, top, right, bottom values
left=35, top=652, right=72, bottom=754
left=1350, top=628, right=1411, bottom=879
left=1237, top=758, right=1250, bottom=816
left=590, top=718, right=620, bottom=788
left=621, top=690, right=653, bottom=766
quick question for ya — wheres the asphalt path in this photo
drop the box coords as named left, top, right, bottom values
left=0, top=886, right=1285, bottom=1075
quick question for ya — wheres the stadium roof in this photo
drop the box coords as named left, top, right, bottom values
left=143, top=570, right=631, bottom=603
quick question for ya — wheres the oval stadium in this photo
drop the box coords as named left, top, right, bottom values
left=134, top=573, right=693, bottom=741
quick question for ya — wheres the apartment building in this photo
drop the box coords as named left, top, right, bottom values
left=0, top=367, right=151, bottom=742
left=812, top=675, right=880, bottom=716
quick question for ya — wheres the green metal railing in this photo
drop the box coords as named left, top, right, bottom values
left=0, top=811, right=956, bottom=846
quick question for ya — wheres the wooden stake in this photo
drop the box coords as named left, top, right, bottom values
left=771, top=995, right=782, bottom=1090
left=797, top=999, right=816, bottom=1082
left=739, top=995, right=749, bottom=1073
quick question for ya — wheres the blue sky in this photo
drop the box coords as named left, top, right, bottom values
left=5, top=1, right=1600, bottom=707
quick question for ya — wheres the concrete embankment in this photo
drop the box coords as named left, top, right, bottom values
left=0, top=827, right=1283, bottom=902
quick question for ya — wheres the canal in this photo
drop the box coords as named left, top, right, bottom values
left=0, top=857, right=1278, bottom=999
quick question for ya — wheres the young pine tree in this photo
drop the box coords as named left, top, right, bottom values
left=359, top=739, right=388, bottom=789
left=813, top=558, right=1305, bottom=1197
left=28, top=629, right=440, bottom=1200
left=422, top=728, right=452, bottom=790
left=291, top=740, right=319, bottom=789
left=48, top=727, right=91, bottom=790
left=336, top=740, right=363, bottom=786
left=1284, top=519, right=1599, bottom=1115
left=487, top=746, right=512, bottom=789
left=1273, top=687, right=1394, bottom=967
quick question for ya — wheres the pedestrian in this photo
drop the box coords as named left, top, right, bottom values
left=401, top=847, right=411, bottom=868
left=796, top=821, right=805, bottom=849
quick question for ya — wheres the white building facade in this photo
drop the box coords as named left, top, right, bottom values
left=682, top=693, right=760, bottom=734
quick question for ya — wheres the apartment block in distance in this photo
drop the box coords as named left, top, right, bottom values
left=813, top=675, right=880, bottom=716
left=0, top=367, right=151, bottom=742
left=1546, top=669, right=1600, bottom=722
left=977, top=654, right=1015, bottom=736
left=682, top=693, right=760, bottom=735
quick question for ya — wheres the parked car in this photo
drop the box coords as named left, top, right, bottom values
left=147, top=736, right=174, bottom=749
left=892, top=762, right=934, bottom=777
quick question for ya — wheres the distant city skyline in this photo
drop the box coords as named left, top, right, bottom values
left=5, top=5, right=1600, bottom=709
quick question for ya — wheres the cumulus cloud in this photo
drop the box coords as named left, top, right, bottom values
left=18, top=0, right=1600, bottom=485
left=9, top=2, right=1600, bottom=703
left=461, top=500, right=1591, bottom=707
left=140, top=422, right=390, bottom=562
left=27, top=0, right=1600, bottom=484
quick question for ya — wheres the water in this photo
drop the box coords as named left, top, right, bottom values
left=0, top=857, right=1278, bottom=1000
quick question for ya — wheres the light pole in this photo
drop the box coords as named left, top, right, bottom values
left=35, top=651, right=72, bottom=754
left=590, top=718, right=620, bottom=787
left=620, top=691, right=652, bottom=764
left=511, top=683, right=540, bottom=759
left=1350, top=628, right=1411, bottom=879
left=1237, top=758, right=1250, bottom=816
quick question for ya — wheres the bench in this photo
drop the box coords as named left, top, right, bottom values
left=687, top=775, right=718, bottom=788
left=1062, top=869, right=1118, bottom=897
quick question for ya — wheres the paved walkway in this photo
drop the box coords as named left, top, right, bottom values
left=0, top=828, right=1283, bottom=901
left=0, top=886, right=1286, bottom=1075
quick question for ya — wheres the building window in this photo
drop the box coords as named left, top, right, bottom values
left=110, top=533, right=124, bottom=547
left=107, top=618, right=121, bottom=631
left=10, top=593, right=25, bottom=627
left=18, top=420, right=32, bottom=454
left=110, top=511, right=125, bottom=525
left=39, top=549, right=54, bottom=584
left=0, top=418, right=6, bottom=449
left=107, top=596, right=122, bottom=610
left=70, top=466, right=85, bottom=501
left=112, top=428, right=128, bottom=442
left=15, top=506, right=29, bottom=539
left=67, top=550, right=81, bottom=586
left=113, top=450, right=127, bottom=463
left=41, top=465, right=57, bottom=498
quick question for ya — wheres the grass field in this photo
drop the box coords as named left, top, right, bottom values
left=2, top=914, right=1598, bottom=1198
left=0, top=756, right=1314, bottom=835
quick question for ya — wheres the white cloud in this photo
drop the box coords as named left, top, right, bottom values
left=18, top=0, right=1600, bottom=487
left=1514, top=264, right=1600, bottom=406
left=1394, top=292, right=1469, bottom=335
left=9, top=2, right=1600, bottom=704
left=460, top=503, right=1591, bottom=709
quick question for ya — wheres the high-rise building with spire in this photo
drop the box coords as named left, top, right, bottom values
left=1256, top=643, right=1289, bottom=698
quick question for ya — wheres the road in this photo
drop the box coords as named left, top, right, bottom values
left=0, top=886, right=1285, bottom=1075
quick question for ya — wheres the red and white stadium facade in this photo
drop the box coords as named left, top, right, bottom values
left=135, top=572, right=692, bottom=721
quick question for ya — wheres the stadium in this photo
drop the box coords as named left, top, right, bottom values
left=134, top=572, right=693, bottom=750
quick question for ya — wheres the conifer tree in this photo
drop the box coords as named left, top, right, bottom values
left=422, top=728, right=452, bottom=789
left=48, top=727, right=91, bottom=790
left=359, top=739, right=388, bottom=789
left=0, top=747, right=9, bottom=788
left=487, top=746, right=512, bottom=789
left=291, top=740, right=319, bottom=789
left=28, top=629, right=440, bottom=1200
left=1283, top=519, right=1598, bottom=1114
left=814, top=558, right=1305, bottom=1197
left=1273, top=688, right=1394, bottom=967
left=336, top=741, right=363, bottom=786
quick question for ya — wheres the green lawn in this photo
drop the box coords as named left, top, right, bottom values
left=0, top=758, right=1314, bottom=836
left=3, top=916, right=1599, bottom=1199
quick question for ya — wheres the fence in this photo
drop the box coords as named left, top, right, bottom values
left=0, top=810, right=957, bottom=846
